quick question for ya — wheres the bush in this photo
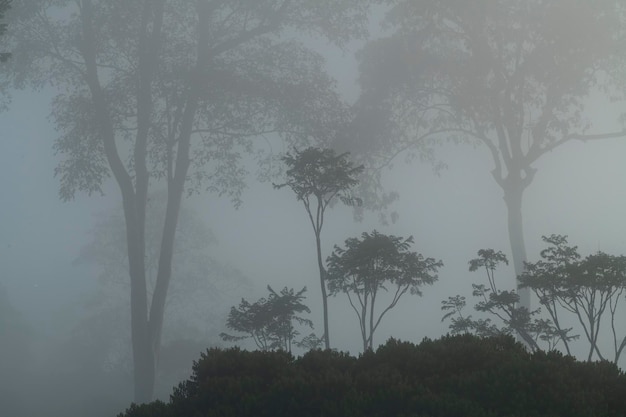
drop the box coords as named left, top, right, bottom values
left=118, top=334, right=626, bottom=417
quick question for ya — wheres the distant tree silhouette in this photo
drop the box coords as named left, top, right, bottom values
left=353, top=0, right=626, bottom=312
left=5, top=0, right=373, bottom=402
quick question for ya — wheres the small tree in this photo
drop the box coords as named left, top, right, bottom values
left=220, top=286, right=320, bottom=353
left=326, top=230, right=442, bottom=351
left=442, top=249, right=574, bottom=353
left=274, top=147, right=363, bottom=349
left=521, top=235, right=626, bottom=362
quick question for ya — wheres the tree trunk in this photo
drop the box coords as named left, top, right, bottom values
left=125, top=206, right=154, bottom=403
left=502, top=182, right=530, bottom=310
left=315, top=232, right=330, bottom=349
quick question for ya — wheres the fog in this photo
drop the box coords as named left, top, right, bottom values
left=1, top=1, right=626, bottom=416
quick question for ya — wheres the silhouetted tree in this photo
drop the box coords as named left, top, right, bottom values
left=442, top=249, right=574, bottom=352
left=274, top=147, right=363, bottom=349
left=221, top=286, right=319, bottom=353
left=521, top=235, right=626, bottom=362
left=4, top=0, right=372, bottom=402
left=445, top=237, right=626, bottom=360
left=327, top=230, right=441, bottom=351
left=353, top=0, right=626, bottom=310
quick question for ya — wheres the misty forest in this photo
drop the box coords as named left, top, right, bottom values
left=1, top=0, right=626, bottom=416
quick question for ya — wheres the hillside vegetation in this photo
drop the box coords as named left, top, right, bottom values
left=119, top=334, right=626, bottom=417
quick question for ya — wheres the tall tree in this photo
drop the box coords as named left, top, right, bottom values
left=4, top=0, right=372, bottom=402
left=274, top=147, right=363, bottom=349
left=353, top=0, right=626, bottom=310
left=326, top=230, right=441, bottom=351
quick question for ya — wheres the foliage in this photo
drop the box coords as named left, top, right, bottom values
left=274, top=147, right=363, bottom=349
left=220, top=286, right=320, bottom=353
left=520, top=235, right=626, bottom=362
left=444, top=236, right=626, bottom=362
left=442, top=249, right=571, bottom=352
left=118, top=334, right=626, bottom=417
left=327, top=230, right=442, bottom=351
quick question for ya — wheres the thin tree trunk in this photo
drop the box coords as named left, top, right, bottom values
left=315, top=232, right=330, bottom=349
left=79, top=1, right=155, bottom=402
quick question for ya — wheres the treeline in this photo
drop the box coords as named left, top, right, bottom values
left=119, top=334, right=626, bottom=417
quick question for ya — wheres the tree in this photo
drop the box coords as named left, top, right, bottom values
left=353, top=0, right=626, bottom=310
left=326, top=230, right=441, bottom=351
left=520, top=235, right=626, bottom=362
left=220, top=286, right=320, bottom=353
left=274, top=147, right=363, bottom=349
left=5, top=0, right=372, bottom=402
left=444, top=237, right=626, bottom=362
left=442, top=248, right=576, bottom=353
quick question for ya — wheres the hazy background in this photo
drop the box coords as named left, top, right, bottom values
left=1, top=4, right=626, bottom=416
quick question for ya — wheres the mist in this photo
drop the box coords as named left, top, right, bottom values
left=1, top=1, right=626, bottom=416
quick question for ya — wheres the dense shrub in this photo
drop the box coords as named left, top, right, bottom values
left=118, top=334, right=626, bottom=417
